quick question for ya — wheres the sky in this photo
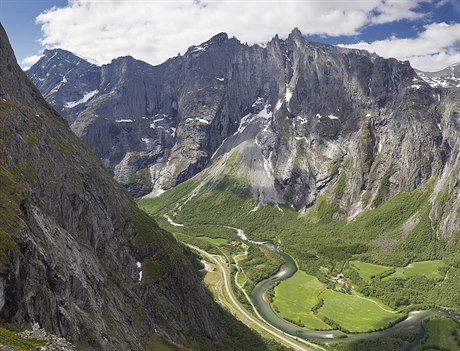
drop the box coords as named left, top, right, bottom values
left=0, top=0, right=459, bottom=72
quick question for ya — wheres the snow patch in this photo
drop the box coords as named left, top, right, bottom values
left=437, top=123, right=441, bottom=130
left=285, top=85, right=293, bottom=103
left=410, top=84, right=421, bottom=89
left=150, top=118, right=164, bottom=128
left=187, top=117, right=209, bottom=125
left=252, top=97, right=264, bottom=107
left=61, top=76, right=67, bottom=83
left=327, top=114, right=339, bottom=120
left=195, top=118, right=209, bottom=124
left=190, top=44, right=208, bottom=53
left=64, top=89, right=98, bottom=108
left=366, top=113, right=371, bottom=117
left=275, top=99, right=282, bottom=111
left=233, top=104, right=272, bottom=136
left=136, top=262, right=142, bottom=281
left=297, top=116, right=308, bottom=125
left=115, top=119, right=133, bottom=123
left=285, top=84, right=293, bottom=112
left=216, top=77, right=225, bottom=82
left=141, top=137, right=151, bottom=143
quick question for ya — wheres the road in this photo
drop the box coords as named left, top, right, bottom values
left=185, top=243, right=325, bottom=351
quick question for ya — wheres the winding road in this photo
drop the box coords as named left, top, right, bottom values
left=185, top=243, right=325, bottom=351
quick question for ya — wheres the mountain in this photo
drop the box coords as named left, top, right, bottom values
left=0, top=23, right=274, bottom=351
left=27, top=29, right=460, bottom=240
left=27, top=29, right=375, bottom=197
left=416, top=62, right=460, bottom=88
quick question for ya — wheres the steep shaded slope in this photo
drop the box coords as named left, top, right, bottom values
left=0, top=24, right=273, bottom=351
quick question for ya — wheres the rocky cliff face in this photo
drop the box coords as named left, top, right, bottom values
left=0, top=23, right=268, bottom=351
left=27, top=29, right=460, bottom=241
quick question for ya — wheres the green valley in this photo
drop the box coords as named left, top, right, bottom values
left=138, top=152, right=460, bottom=350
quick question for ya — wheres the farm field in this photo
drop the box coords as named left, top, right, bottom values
left=382, top=260, right=447, bottom=281
left=317, top=290, right=402, bottom=333
left=349, top=260, right=392, bottom=283
left=272, top=271, right=331, bottom=330
left=272, top=270, right=402, bottom=333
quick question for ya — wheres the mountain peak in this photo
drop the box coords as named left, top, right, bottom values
left=289, top=27, right=304, bottom=40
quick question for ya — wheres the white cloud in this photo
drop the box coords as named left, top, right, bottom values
left=370, top=0, right=427, bottom=24
left=20, top=54, right=43, bottom=70
left=34, top=0, right=432, bottom=66
left=340, top=22, right=460, bottom=71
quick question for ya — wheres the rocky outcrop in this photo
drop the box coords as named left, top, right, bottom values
left=0, top=23, right=266, bottom=350
left=18, top=323, right=75, bottom=351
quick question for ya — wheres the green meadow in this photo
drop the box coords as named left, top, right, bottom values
left=349, top=261, right=392, bottom=283
left=272, top=271, right=331, bottom=330
left=272, top=270, right=402, bottom=333
left=317, top=291, right=402, bottom=333
left=382, top=260, right=447, bottom=281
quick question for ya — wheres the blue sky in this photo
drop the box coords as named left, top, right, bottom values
left=0, top=0, right=67, bottom=62
left=1, top=0, right=459, bottom=71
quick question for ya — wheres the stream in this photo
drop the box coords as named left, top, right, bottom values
left=248, top=241, right=460, bottom=345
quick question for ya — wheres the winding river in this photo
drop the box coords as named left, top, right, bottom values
left=249, top=241, right=460, bottom=346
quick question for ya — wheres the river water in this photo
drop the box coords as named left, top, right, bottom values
left=249, top=241, right=460, bottom=345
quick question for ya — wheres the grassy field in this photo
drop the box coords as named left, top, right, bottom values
left=271, top=269, right=402, bottom=333
left=349, top=261, right=392, bottom=283
left=272, top=271, right=331, bottom=330
left=317, top=291, right=402, bottom=333
left=383, top=260, right=447, bottom=281
left=423, top=317, right=460, bottom=350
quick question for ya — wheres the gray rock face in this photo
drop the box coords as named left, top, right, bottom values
left=0, top=24, right=263, bottom=351
left=27, top=29, right=460, bottom=242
